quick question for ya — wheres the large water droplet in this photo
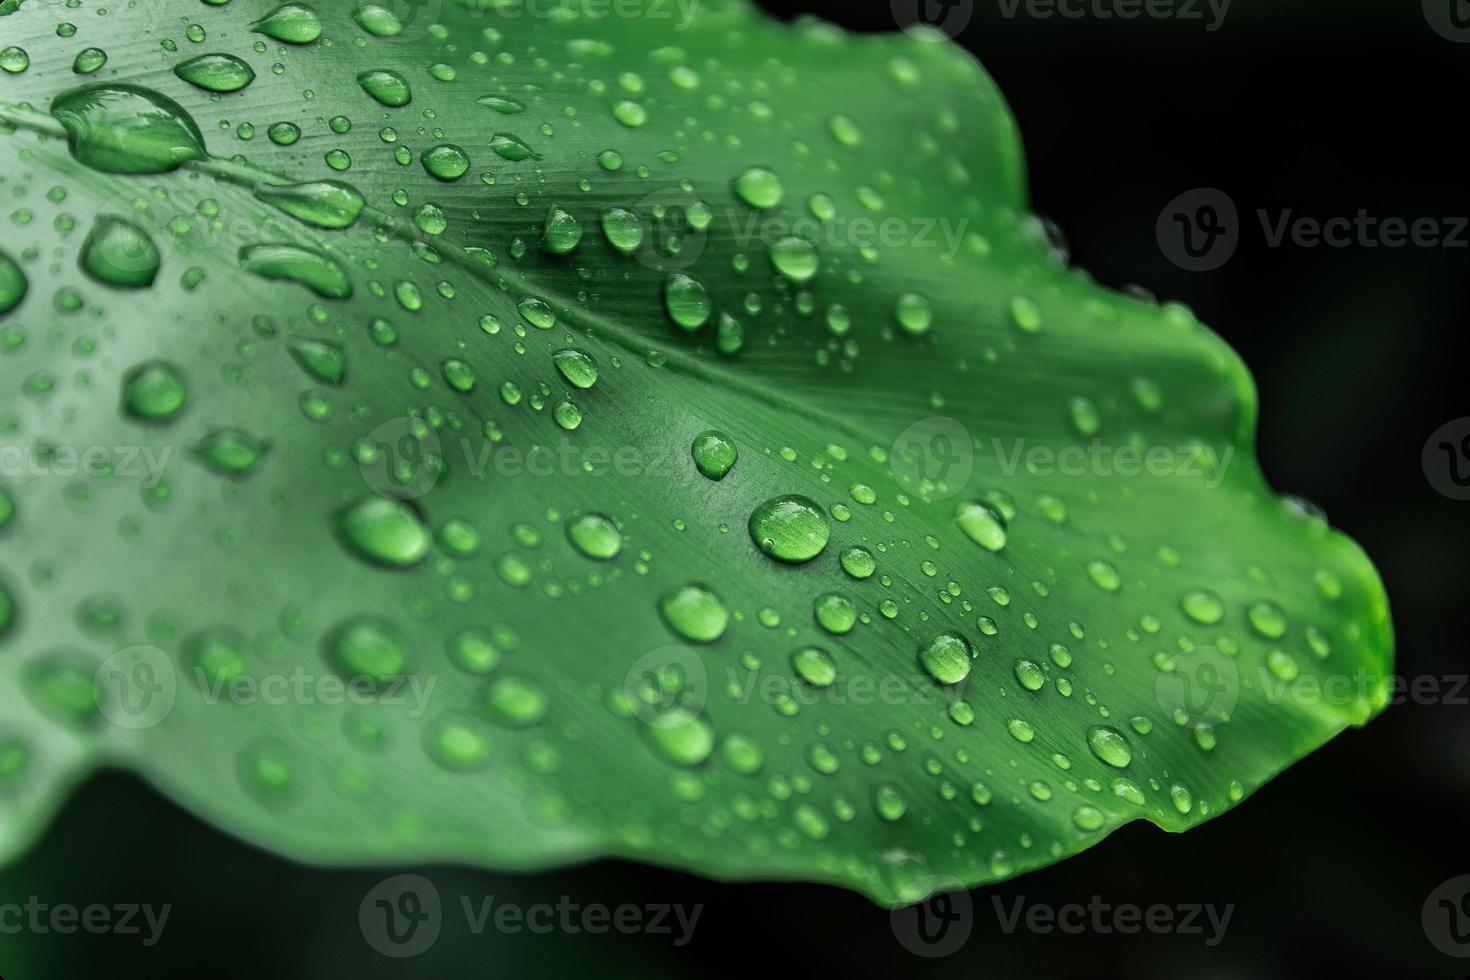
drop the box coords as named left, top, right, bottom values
left=174, top=53, right=256, bottom=93
left=337, top=496, right=430, bottom=568
left=664, top=273, right=711, bottom=331
left=325, top=617, right=407, bottom=686
left=552, top=348, right=598, bottom=389
left=691, top=430, right=736, bottom=480
left=51, top=84, right=206, bottom=174
left=254, top=181, right=364, bottom=229
left=239, top=244, right=351, bottom=299
left=749, top=494, right=829, bottom=563
left=646, top=710, right=714, bottom=767
left=566, top=513, right=622, bottom=560
left=791, top=646, right=837, bottom=687
left=955, top=500, right=1007, bottom=552
left=79, top=216, right=160, bottom=288
left=357, top=69, right=411, bottom=107
left=541, top=205, right=583, bottom=254
left=601, top=207, right=643, bottom=254
left=0, top=250, right=28, bottom=316
left=422, top=143, right=470, bottom=181
left=733, top=166, right=783, bottom=209
left=1181, top=589, right=1225, bottom=625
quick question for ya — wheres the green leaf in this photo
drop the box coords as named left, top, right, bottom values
left=0, top=0, right=1392, bottom=905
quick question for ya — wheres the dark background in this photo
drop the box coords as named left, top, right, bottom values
left=3, top=1, right=1467, bottom=977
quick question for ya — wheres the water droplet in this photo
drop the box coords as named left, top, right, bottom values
left=191, top=427, right=269, bottom=477
left=477, top=95, right=525, bottom=114
left=733, top=166, right=782, bottom=209
left=791, top=646, right=837, bottom=687
left=720, top=733, right=763, bottom=774
left=1072, top=805, right=1105, bottom=832
left=0, top=47, right=28, bottom=74
left=1087, top=725, right=1132, bottom=768
left=239, top=244, right=351, bottom=299
left=0, top=250, right=26, bottom=316
left=325, top=617, right=407, bottom=686
left=840, top=546, right=876, bottom=580
left=770, top=237, right=819, bottom=282
left=79, top=216, right=160, bottom=288
left=51, top=84, right=206, bottom=174
left=255, top=180, right=364, bottom=229
left=541, top=205, right=582, bottom=254
left=337, top=496, right=429, bottom=567
left=895, top=293, right=933, bottom=336
left=1086, top=559, right=1122, bottom=593
left=919, top=632, right=971, bottom=685
left=566, top=513, right=622, bottom=560
left=1181, top=590, right=1225, bottom=625
left=425, top=714, right=494, bottom=772
left=353, top=2, right=404, bottom=36
left=664, top=273, right=711, bottom=330
left=185, top=628, right=247, bottom=687
left=552, top=348, right=599, bottom=389
left=422, top=143, right=470, bottom=181
left=874, top=784, right=907, bottom=821
left=612, top=100, right=647, bottom=127
left=660, top=584, right=729, bottom=643
left=73, top=47, right=107, bottom=75
left=1247, top=601, right=1288, bottom=638
left=749, top=494, right=829, bottom=563
left=813, top=594, right=856, bottom=635
left=955, top=500, right=1007, bottom=552
left=357, top=68, right=411, bottom=107
left=488, top=133, right=541, bottom=161
left=121, top=360, right=187, bottom=422
left=1011, top=295, right=1043, bottom=333
left=645, top=711, right=713, bottom=767
left=829, top=114, right=862, bottom=147
left=237, top=740, right=296, bottom=806
left=485, top=675, right=548, bottom=727
left=251, top=3, right=323, bottom=44
left=447, top=629, right=501, bottom=675
left=601, top=207, right=644, bottom=254
left=691, top=430, right=736, bottom=480
left=441, top=358, right=476, bottom=393
left=174, top=53, right=255, bottom=92
left=1014, top=659, right=1046, bottom=691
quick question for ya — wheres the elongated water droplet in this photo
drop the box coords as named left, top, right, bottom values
left=488, top=133, right=541, bottom=161
left=239, top=244, right=351, bottom=299
left=646, top=710, right=713, bottom=767
left=1247, top=601, right=1288, bottom=638
left=338, top=496, right=429, bottom=567
left=749, top=494, right=829, bottom=563
left=52, top=84, right=206, bottom=174
left=791, top=646, right=837, bottom=687
left=485, top=675, right=548, bottom=727
left=357, top=68, right=411, bottom=107
left=813, top=594, right=856, bottom=635
left=191, top=428, right=269, bottom=477
left=174, top=54, right=255, bottom=93
left=601, top=207, right=643, bottom=254
left=895, top=292, right=933, bottom=336
left=956, top=500, right=1007, bottom=552
left=1181, top=589, right=1225, bottom=624
left=541, top=205, right=583, bottom=254
left=353, top=2, right=404, bottom=36
left=251, top=3, right=323, bottom=44
left=254, top=181, right=364, bottom=229
left=770, top=237, right=819, bottom=282
left=73, top=47, right=107, bottom=74
left=477, top=95, right=525, bottom=113
left=552, top=348, right=598, bottom=389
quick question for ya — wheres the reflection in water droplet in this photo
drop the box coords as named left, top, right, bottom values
left=749, top=495, right=828, bottom=563
left=239, top=244, right=351, bottom=299
left=51, top=84, right=206, bottom=174
left=691, top=430, right=736, bottom=481
left=174, top=53, right=256, bottom=93
left=80, top=216, right=160, bottom=288
left=919, top=631, right=971, bottom=685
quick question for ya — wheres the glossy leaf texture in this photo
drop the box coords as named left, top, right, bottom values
left=0, top=0, right=1392, bottom=905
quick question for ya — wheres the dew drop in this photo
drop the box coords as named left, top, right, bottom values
left=659, top=584, right=729, bottom=643
left=566, top=513, right=622, bottom=560
left=121, top=360, right=187, bottom=422
left=664, top=273, right=712, bottom=331
left=337, top=496, right=430, bottom=568
left=919, top=631, right=971, bottom=685
left=955, top=500, right=1007, bottom=552
left=251, top=3, right=323, bottom=44
left=357, top=69, right=412, bottom=107
left=1086, top=725, right=1133, bottom=768
left=691, top=430, right=737, bottom=480
left=325, top=617, right=407, bottom=686
left=255, top=180, right=365, bottom=229
left=80, top=216, right=160, bottom=288
left=733, top=166, right=783, bottom=209
left=51, top=84, right=206, bottom=174
left=239, top=244, right=351, bottom=299
left=174, top=53, right=256, bottom=92
left=791, top=646, right=837, bottom=687
left=749, top=494, right=829, bottom=563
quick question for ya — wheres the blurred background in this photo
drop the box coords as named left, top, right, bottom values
left=3, top=0, right=1467, bottom=976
